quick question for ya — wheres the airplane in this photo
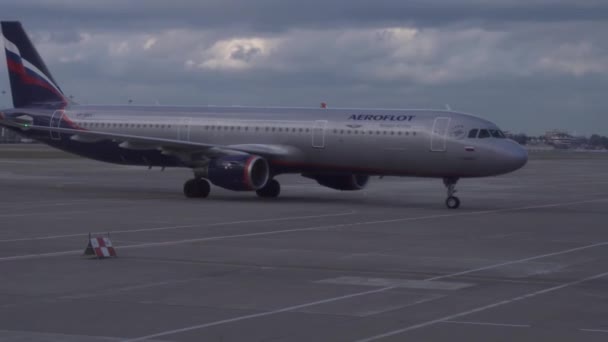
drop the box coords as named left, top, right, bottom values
left=0, top=21, right=527, bottom=209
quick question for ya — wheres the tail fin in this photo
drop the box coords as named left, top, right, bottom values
left=1, top=21, right=67, bottom=108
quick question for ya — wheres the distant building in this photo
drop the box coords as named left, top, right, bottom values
left=544, top=130, right=575, bottom=149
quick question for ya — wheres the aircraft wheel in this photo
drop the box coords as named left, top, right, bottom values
left=445, top=196, right=460, bottom=209
left=184, top=178, right=210, bottom=198
left=256, top=179, right=281, bottom=198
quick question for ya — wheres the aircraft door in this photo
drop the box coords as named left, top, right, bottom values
left=177, top=117, right=191, bottom=141
left=312, top=120, right=327, bottom=148
left=430, top=117, right=450, bottom=152
left=49, top=110, right=64, bottom=140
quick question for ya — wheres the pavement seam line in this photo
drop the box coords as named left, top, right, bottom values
left=121, top=286, right=396, bottom=342
left=2, top=197, right=607, bottom=262
left=352, top=270, right=608, bottom=342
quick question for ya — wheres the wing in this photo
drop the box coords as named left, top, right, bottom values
left=0, top=116, right=300, bottom=165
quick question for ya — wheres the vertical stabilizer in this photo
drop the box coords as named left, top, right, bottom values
left=1, top=21, right=66, bottom=108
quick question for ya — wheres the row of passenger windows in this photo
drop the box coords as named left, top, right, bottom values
left=75, top=122, right=416, bottom=136
left=332, top=129, right=416, bottom=136
left=77, top=122, right=173, bottom=129
left=468, top=129, right=506, bottom=139
left=205, top=126, right=310, bottom=133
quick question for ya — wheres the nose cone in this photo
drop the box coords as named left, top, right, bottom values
left=501, top=142, right=528, bottom=173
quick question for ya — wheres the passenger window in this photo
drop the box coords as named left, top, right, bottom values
left=468, top=129, right=478, bottom=138
left=478, top=129, right=490, bottom=138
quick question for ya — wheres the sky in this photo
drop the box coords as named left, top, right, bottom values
left=1, top=0, right=608, bottom=135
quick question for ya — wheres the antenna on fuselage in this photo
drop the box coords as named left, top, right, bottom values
left=445, top=104, right=452, bottom=111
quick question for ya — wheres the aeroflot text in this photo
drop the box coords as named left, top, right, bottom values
left=348, top=114, right=416, bottom=122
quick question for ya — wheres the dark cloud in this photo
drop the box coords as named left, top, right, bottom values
left=6, top=0, right=608, bottom=32
left=1, top=0, right=607, bottom=135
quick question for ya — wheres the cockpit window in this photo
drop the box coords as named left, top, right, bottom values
left=478, top=129, right=490, bottom=138
left=468, top=129, right=478, bottom=138
left=489, top=129, right=506, bottom=138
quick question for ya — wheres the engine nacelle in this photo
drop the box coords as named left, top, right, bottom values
left=206, top=155, right=269, bottom=191
left=305, top=174, right=370, bottom=191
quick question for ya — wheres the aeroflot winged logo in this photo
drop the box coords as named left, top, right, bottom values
left=348, top=114, right=416, bottom=122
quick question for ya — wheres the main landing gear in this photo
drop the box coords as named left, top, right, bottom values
left=443, top=177, right=460, bottom=209
left=183, top=178, right=210, bottom=198
left=182, top=178, right=281, bottom=199
left=256, top=179, right=281, bottom=198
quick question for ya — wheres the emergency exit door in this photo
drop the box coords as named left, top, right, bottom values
left=312, top=120, right=327, bottom=148
left=430, top=117, right=450, bottom=151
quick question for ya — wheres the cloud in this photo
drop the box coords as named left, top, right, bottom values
left=537, top=42, right=608, bottom=76
left=7, top=0, right=608, bottom=32
left=1, top=1, right=608, bottom=134
left=143, top=37, right=157, bottom=50
left=192, top=37, right=280, bottom=70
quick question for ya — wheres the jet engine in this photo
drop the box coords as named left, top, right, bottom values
left=205, top=155, right=270, bottom=191
left=304, top=174, right=370, bottom=191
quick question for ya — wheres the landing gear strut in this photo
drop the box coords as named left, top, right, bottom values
left=443, top=177, right=460, bottom=209
left=183, top=178, right=210, bottom=198
left=256, top=179, right=281, bottom=198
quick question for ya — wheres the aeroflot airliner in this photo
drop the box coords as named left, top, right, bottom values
left=0, top=21, right=527, bottom=209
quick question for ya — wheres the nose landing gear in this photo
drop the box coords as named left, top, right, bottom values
left=443, top=177, right=460, bottom=209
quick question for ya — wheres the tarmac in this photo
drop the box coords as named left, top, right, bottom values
left=0, top=145, right=607, bottom=342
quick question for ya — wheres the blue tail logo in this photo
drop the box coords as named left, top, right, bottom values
left=2, top=21, right=67, bottom=108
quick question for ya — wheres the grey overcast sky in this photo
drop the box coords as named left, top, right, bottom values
left=1, top=0, right=608, bottom=135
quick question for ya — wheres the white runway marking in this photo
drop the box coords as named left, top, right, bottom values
left=1, top=197, right=607, bottom=262
left=317, top=276, right=473, bottom=290
left=122, top=286, right=396, bottom=342
left=580, top=328, right=608, bottom=334
left=0, top=329, right=126, bottom=341
left=0, top=160, right=44, bottom=164
left=60, top=279, right=195, bottom=300
left=0, top=208, right=122, bottom=219
left=0, top=210, right=356, bottom=243
left=424, top=241, right=608, bottom=281
left=0, top=249, right=81, bottom=262
left=353, top=270, right=608, bottom=342
left=442, top=320, right=531, bottom=328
